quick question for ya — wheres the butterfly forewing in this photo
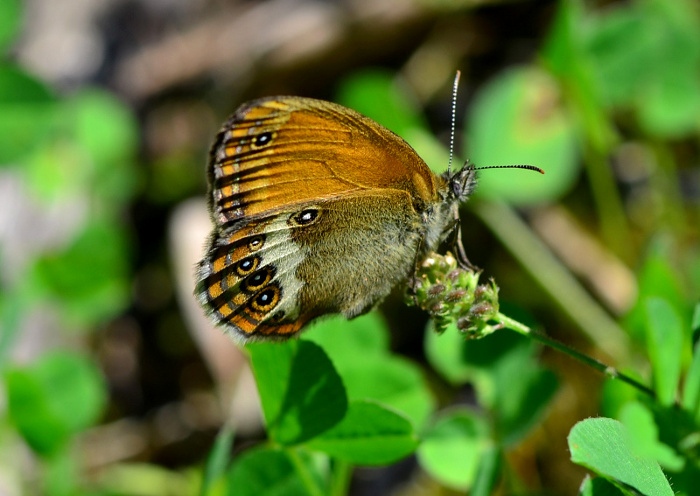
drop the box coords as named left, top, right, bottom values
left=208, top=97, right=439, bottom=227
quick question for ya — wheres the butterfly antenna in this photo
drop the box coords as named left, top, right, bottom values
left=470, top=164, right=545, bottom=174
left=448, top=70, right=461, bottom=175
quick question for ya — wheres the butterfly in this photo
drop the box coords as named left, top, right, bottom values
left=195, top=95, right=540, bottom=341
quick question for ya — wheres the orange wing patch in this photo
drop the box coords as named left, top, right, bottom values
left=196, top=211, right=310, bottom=340
left=207, top=97, right=438, bottom=228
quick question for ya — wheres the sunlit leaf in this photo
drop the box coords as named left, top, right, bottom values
left=226, top=447, right=322, bottom=496
left=568, top=418, right=673, bottom=495
left=417, top=408, right=490, bottom=490
left=578, top=476, right=627, bottom=496
left=303, top=313, right=389, bottom=367
left=644, top=297, right=683, bottom=406
left=619, top=401, right=684, bottom=471
left=247, top=340, right=347, bottom=445
left=308, top=400, right=418, bottom=465
left=307, top=314, right=435, bottom=430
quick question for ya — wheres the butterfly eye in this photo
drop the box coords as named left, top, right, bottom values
left=235, top=255, right=260, bottom=276
left=250, top=285, right=280, bottom=312
left=242, top=266, right=275, bottom=292
left=252, top=132, right=274, bottom=148
left=291, top=208, right=320, bottom=226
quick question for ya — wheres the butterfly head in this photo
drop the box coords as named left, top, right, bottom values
left=444, top=162, right=545, bottom=204
left=445, top=162, right=478, bottom=204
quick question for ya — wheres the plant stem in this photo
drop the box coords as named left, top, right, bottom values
left=200, top=425, right=236, bottom=496
left=496, top=313, right=656, bottom=399
left=329, top=460, right=353, bottom=496
left=470, top=444, right=501, bottom=496
left=473, top=201, right=631, bottom=361
left=287, top=447, right=325, bottom=496
left=580, top=142, right=632, bottom=261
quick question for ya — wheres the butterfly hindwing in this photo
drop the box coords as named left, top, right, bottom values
left=196, top=212, right=311, bottom=339
left=197, top=190, right=425, bottom=341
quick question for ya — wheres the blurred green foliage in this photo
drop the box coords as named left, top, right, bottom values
left=219, top=315, right=554, bottom=495
left=0, top=2, right=141, bottom=494
left=0, top=69, right=138, bottom=336
left=417, top=408, right=490, bottom=490
left=5, top=351, right=106, bottom=456
left=1, top=0, right=699, bottom=495
left=467, top=67, right=579, bottom=204
left=0, top=0, right=20, bottom=51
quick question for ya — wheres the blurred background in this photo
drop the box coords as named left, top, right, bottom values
left=1, top=0, right=699, bottom=494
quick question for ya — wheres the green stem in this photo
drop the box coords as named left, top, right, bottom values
left=329, top=460, right=353, bottom=496
left=200, top=425, right=236, bottom=496
left=497, top=313, right=656, bottom=399
left=581, top=142, right=633, bottom=261
left=651, top=140, right=687, bottom=235
left=287, top=448, right=324, bottom=496
left=561, top=59, right=631, bottom=261
left=470, top=444, right=501, bottom=496
left=474, top=201, right=630, bottom=361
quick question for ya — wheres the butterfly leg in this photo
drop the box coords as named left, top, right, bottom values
left=407, top=237, right=425, bottom=306
left=450, top=211, right=476, bottom=270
